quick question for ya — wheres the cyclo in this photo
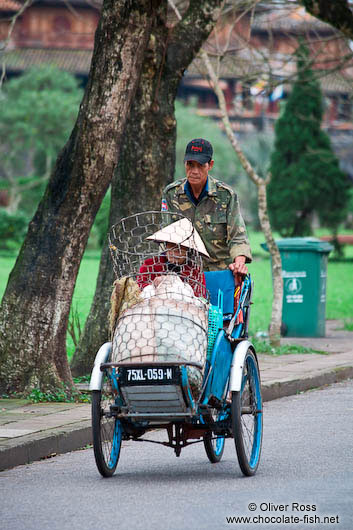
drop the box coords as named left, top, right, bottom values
left=89, top=211, right=263, bottom=477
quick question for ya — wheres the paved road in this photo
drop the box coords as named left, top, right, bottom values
left=1, top=380, right=352, bottom=530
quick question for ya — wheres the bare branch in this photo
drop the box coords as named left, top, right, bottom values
left=200, top=47, right=283, bottom=345
left=200, top=48, right=263, bottom=186
left=0, top=0, right=33, bottom=89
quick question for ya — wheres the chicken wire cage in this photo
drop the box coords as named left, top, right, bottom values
left=108, top=212, right=211, bottom=386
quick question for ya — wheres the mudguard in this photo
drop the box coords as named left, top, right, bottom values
left=229, top=340, right=258, bottom=392
left=89, top=342, right=112, bottom=391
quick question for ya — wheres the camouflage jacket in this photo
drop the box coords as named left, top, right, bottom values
left=162, top=175, right=252, bottom=271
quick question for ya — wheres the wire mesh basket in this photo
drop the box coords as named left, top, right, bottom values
left=108, top=212, right=210, bottom=376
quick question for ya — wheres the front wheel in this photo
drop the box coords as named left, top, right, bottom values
left=231, top=349, right=263, bottom=476
left=91, top=369, right=122, bottom=477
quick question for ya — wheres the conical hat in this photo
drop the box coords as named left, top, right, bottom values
left=146, top=218, right=210, bottom=258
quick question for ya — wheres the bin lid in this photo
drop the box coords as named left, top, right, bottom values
left=261, top=237, right=333, bottom=253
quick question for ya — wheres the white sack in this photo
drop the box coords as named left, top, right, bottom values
left=112, top=275, right=208, bottom=365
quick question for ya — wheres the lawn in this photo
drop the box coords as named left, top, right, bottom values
left=1, top=231, right=352, bottom=360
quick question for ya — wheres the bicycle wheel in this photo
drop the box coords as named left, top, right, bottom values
left=91, top=369, right=122, bottom=477
left=203, top=410, right=226, bottom=463
left=231, top=348, right=262, bottom=476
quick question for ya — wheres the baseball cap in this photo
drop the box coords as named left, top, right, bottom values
left=184, top=138, right=213, bottom=165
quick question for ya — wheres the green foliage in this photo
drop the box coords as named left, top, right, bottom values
left=268, top=43, right=350, bottom=237
left=27, top=383, right=90, bottom=403
left=0, top=66, right=83, bottom=217
left=0, top=210, right=28, bottom=249
left=73, top=374, right=91, bottom=384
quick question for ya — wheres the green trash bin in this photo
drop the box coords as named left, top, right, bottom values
left=261, top=238, right=333, bottom=337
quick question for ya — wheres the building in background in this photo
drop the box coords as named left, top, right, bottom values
left=0, top=0, right=100, bottom=84
left=1, top=1, right=352, bottom=174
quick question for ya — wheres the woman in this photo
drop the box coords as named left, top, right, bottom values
left=137, top=218, right=208, bottom=298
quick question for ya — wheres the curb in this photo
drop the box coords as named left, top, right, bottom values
left=0, top=420, right=92, bottom=472
left=262, top=366, right=353, bottom=402
left=1, top=367, right=352, bottom=472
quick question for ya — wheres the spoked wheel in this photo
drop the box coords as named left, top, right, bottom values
left=203, top=410, right=226, bottom=463
left=231, top=348, right=263, bottom=476
left=91, top=369, right=122, bottom=477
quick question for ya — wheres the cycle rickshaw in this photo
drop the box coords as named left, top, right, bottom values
left=89, top=212, right=263, bottom=477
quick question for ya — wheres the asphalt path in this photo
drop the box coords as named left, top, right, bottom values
left=1, top=380, right=352, bottom=530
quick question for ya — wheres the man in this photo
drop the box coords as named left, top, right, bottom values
left=161, top=138, right=252, bottom=275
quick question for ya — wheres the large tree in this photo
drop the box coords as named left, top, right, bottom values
left=71, top=0, right=224, bottom=376
left=300, top=0, right=353, bottom=39
left=0, top=0, right=162, bottom=395
left=268, top=43, right=350, bottom=237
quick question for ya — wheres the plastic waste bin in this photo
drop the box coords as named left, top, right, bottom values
left=261, top=238, right=333, bottom=337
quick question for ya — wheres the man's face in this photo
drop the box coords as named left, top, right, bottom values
left=184, top=159, right=214, bottom=189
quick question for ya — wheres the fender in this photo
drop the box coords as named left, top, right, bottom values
left=229, top=340, right=258, bottom=392
left=89, top=342, right=112, bottom=391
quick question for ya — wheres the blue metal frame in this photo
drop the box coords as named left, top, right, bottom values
left=200, top=274, right=253, bottom=408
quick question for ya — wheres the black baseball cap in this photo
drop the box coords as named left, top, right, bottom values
left=184, top=138, right=213, bottom=164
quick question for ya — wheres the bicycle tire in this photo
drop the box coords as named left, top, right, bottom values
left=91, top=370, right=122, bottom=477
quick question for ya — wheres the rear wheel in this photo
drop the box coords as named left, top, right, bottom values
left=91, top=369, right=122, bottom=477
left=203, top=410, right=226, bottom=463
left=231, top=349, right=262, bottom=476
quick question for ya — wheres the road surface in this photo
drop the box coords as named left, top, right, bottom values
left=1, top=380, right=352, bottom=530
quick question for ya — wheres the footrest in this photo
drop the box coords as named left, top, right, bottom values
left=121, top=384, right=188, bottom=414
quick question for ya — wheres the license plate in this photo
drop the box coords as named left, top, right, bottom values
left=119, top=365, right=180, bottom=386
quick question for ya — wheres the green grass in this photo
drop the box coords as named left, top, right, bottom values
left=66, top=250, right=101, bottom=359
left=251, top=338, right=327, bottom=356
left=343, top=320, right=353, bottom=331
left=1, top=230, right=352, bottom=361
left=0, top=250, right=100, bottom=361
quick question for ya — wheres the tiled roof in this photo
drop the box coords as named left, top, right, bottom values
left=317, top=72, right=353, bottom=95
left=0, top=0, right=21, bottom=11
left=252, top=6, right=335, bottom=34
left=1, top=47, right=93, bottom=75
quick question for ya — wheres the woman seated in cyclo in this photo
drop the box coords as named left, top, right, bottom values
left=112, top=218, right=209, bottom=395
left=137, top=218, right=208, bottom=299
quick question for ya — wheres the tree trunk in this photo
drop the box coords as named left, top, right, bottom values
left=71, top=0, right=224, bottom=376
left=0, top=0, right=161, bottom=395
left=257, top=179, right=283, bottom=346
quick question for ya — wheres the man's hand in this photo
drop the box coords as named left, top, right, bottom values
left=229, top=255, right=248, bottom=276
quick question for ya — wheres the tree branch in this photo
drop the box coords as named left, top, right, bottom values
left=167, top=0, right=224, bottom=73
